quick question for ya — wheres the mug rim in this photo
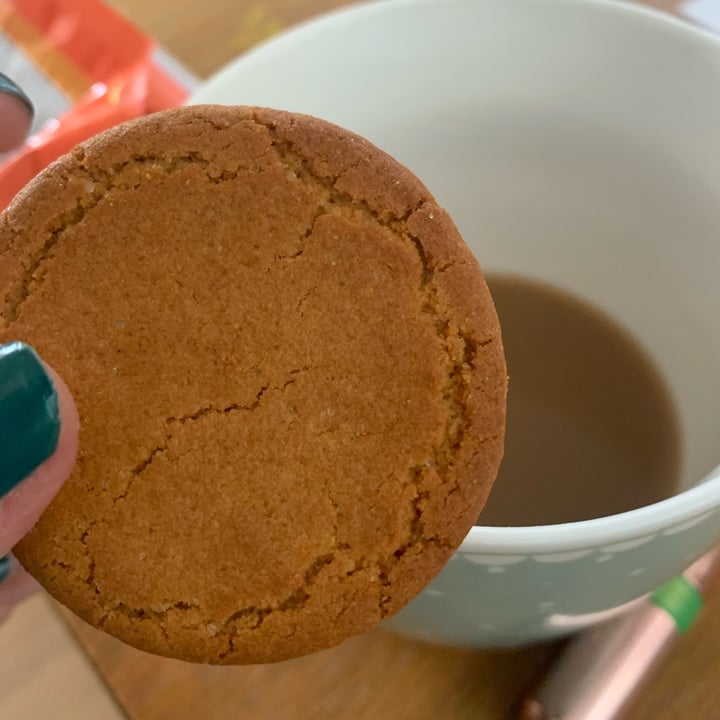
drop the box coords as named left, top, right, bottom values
left=466, top=470, right=720, bottom=553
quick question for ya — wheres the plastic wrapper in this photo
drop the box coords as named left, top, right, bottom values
left=0, top=0, right=198, bottom=209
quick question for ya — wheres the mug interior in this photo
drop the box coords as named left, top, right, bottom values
left=438, top=29, right=720, bottom=505
left=191, top=0, right=720, bottom=544
left=446, top=1, right=720, bottom=543
left=363, top=0, right=720, bottom=541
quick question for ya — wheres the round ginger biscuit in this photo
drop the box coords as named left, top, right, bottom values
left=1, top=106, right=506, bottom=664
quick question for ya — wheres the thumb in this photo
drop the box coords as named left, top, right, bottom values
left=0, top=342, right=79, bottom=555
left=0, top=74, right=34, bottom=153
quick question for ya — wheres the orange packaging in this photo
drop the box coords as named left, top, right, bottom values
left=0, top=0, right=197, bottom=209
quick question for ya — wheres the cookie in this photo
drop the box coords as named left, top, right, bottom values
left=1, top=105, right=506, bottom=664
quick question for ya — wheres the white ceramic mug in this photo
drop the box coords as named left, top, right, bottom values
left=192, top=0, right=720, bottom=647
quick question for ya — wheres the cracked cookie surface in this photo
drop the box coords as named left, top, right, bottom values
left=1, top=106, right=506, bottom=664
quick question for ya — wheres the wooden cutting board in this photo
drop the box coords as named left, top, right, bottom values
left=63, top=570, right=720, bottom=720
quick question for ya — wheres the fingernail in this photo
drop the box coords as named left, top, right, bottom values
left=0, top=556, right=11, bottom=584
left=0, top=73, right=34, bottom=117
left=0, top=342, right=60, bottom=497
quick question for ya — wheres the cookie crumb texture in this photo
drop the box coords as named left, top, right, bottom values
left=0, top=106, right=505, bottom=664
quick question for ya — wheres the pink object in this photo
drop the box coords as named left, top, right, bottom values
left=520, top=546, right=720, bottom=720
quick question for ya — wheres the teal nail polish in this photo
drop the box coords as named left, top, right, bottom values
left=0, top=556, right=11, bottom=583
left=0, top=73, right=34, bottom=117
left=0, top=342, right=60, bottom=497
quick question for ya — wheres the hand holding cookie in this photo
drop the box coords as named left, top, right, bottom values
left=0, top=343, right=79, bottom=624
left=0, top=82, right=79, bottom=624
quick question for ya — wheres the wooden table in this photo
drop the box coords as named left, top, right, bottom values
left=6, top=1, right=720, bottom=719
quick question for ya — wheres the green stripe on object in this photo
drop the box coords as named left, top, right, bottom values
left=651, top=576, right=703, bottom=635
